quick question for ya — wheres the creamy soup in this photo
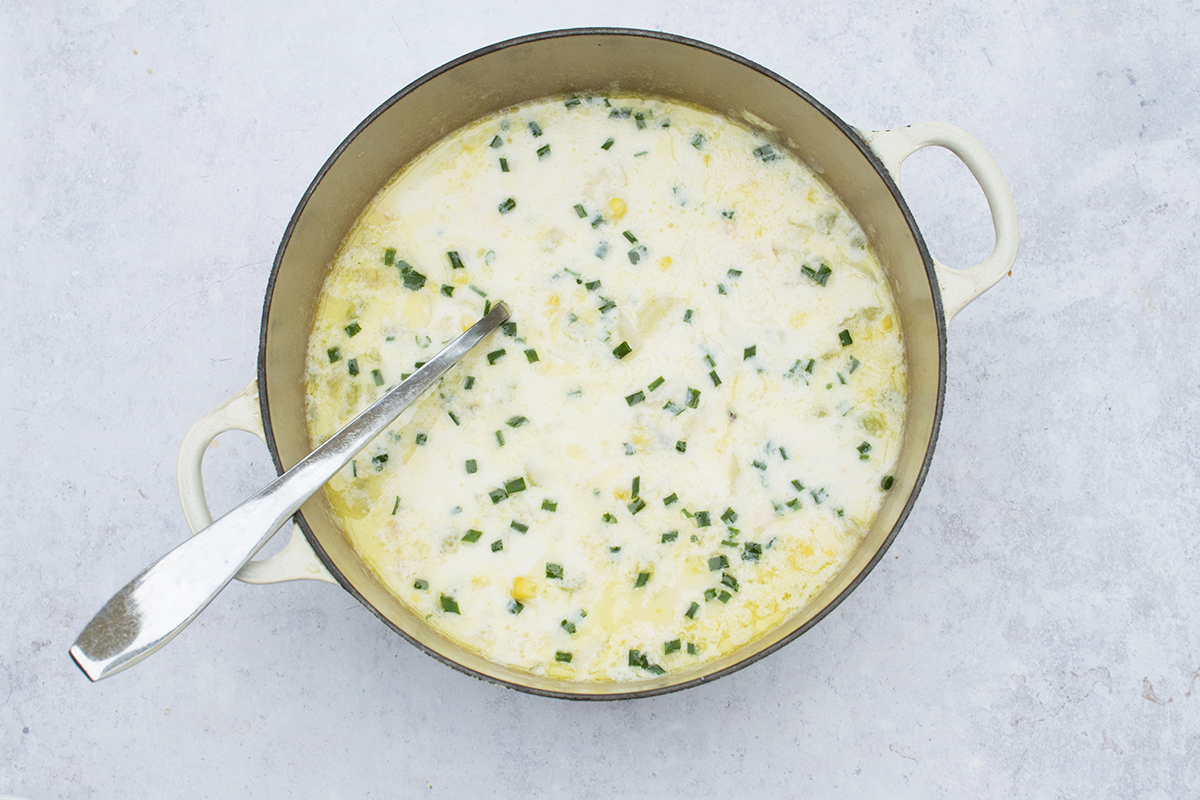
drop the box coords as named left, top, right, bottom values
left=304, top=95, right=906, bottom=681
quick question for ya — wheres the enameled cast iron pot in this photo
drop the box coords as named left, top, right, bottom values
left=178, top=28, right=1018, bottom=699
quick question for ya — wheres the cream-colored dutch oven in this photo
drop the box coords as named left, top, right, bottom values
left=178, top=28, right=1017, bottom=699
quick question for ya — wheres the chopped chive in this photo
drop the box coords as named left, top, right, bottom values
left=881, top=475, right=895, bottom=491
left=690, top=132, right=705, bottom=149
left=447, top=411, right=460, bottom=426
left=695, top=511, right=712, bottom=528
left=561, top=619, right=576, bottom=634
left=753, top=144, right=780, bottom=162
left=663, top=493, right=679, bottom=506
left=344, top=322, right=362, bottom=337
left=488, top=488, right=506, bottom=504
left=648, top=376, right=665, bottom=391
left=541, top=499, right=557, bottom=512
left=791, top=479, right=804, bottom=491
left=574, top=203, right=587, bottom=218
left=709, top=370, right=722, bottom=387
left=439, top=595, right=460, bottom=614
left=413, top=579, right=428, bottom=590
left=849, top=355, right=861, bottom=373
left=351, top=460, right=356, bottom=478
left=802, top=263, right=833, bottom=286
left=635, top=572, right=650, bottom=588
left=664, top=638, right=681, bottom=654
left=744, top=345, right=757, bottom=360
left=371, top=369, right=384, bottom=386
left=591, top=215, right=605, bottom=228
left=623, top=230, right=638, bottom=243
left=439, top=284, right=455, bottom=298
left=601, top=137, right=615, bottom=150
left=839, top=329, right=854, bottom=347
left=727, top=268, right=742, bottom=280
left=708, top=555, right=729, bottom=571
left=687, top=642, right=698, bottom=655
left=752, top=460, right=767, bottom=471
left=686, top=387, right=701, bottom=408
left=602, top=512, right=617, bottom=524
left=858, top=441, right=872, bottom=455
left=585, top=279, right=601, bottom=291
left=524, top=348, right=539, bottom=363
left=721, top=573, right=740, bottom=592
left=717, top=283, right=727, bottom=296
left=498, top=197, right=516, bottom=214
left=399, top=264, right=427, bottom=291
left=721, top=507, right=738, bottom=524
left=634, top=112, right=646, bottom=129
left=718, top=590, right=732, bottom=603
left=469, top=284, right=487, bottom=297
left=487, top=349, right=506, bottom=365
left=595, top=241, right=609, bottom=259
left=383, top=247, right=396, bottom=265
left=447, top=251, right=465, bottom=270
left=489, top=539, right=503, bottom=552
left=743, top=542, right=763, bottom=561
left=628, top=246, right=646, bottom=265
left=506, top=415, right=529, bottom=428
left=511, top=520, right=529, bottom=533
left=536, top=144, right=550, bottom=159
left=555, top=651, right=573, bottom=663
left=501, top=321, right=518, bottom=337
left=598, top=297, right=617, bottom=313
left=663, top=401, right=683, bottom=416
left=811, top=487, right=828, bottom=504
left=327, top=347, right=341, bottom=363
left=415, top=433, right=427, bottom=445
left=684, top=602, right=700, bottom=621
left=371, top=453, right=388, bottom=470
left=628, top=497, right=647, bottom=515
left=465, top=459, right=477, bottom=474
left=504, top=477, right=527, bottom=495
left=508, top=600, right=524, bottom=615
left=624, top=442, right=635, bottom=455
left=462, top=377, right=475, bottom=392
left=528, top=121, right=542, bottom=137
left=347, top=358, right=359, bottom=376
left=683, top=309, right=694, bottom=323
left=786, top=498, right=802, bottom=511
left=546, top=563, right=564, bottom=579
left=721, top=210, right=735, bottom=220
left=489, top=135, right=503, bottom=148
left=631, top=476, right=640, bottom=497
left=462, top=529, right=483, bottom=543
left=391, top=496, right=400, bottom=515
left=675, top=440, right=687, bottom=453
left=626, top=390, right=645, bottom=406
left=704, top=588, right=717, bottom=601
left=612, top=341, right=632, bottom=359
left=662, top=531, right=679, bottom=543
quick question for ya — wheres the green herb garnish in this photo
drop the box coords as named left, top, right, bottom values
left=574, top=203, right=587, bottom=218
left=413, top=579, right=428, bottom=590
left=327, top=347, right=341, bottom=363
left=504, top=477, right=527, bottom=495
left=647, top=376, right=665, bottom=391
left=487, top=349, right=506, bottom=365
left=675, top=441, right=687, bottom=453
left=743, top=345, right=756, bottom=360
left=635, top=572, right=650, bottom=588
left=383, top=247, right=396, bottom=265
left=462, top=529, right=482, bottom=543
left=511, top=520, right=528, bottom=533
left=601, top=137, right=615, bottom=150
left=498, top=197, right=516, bottom=214
left=839, top=329, right=854, bottom=347
left=663, top=493, right=678, bottom=506
left=344, top=322, right=361, bottom=337
left=708, top=555, right=729, bottom=571
left=612, top=341, right=632, bottom=359
left=506, top=415, right=529, bottom=428
left=555, top=651, right=573, bottom=663
left=626, top=390, right=645, bottom=406
left=447, top=251, right=465, bottom=270
left=347, top=358, right=359, bottom=376
left=662, top=531, right=678, bottom=543
left=439, top=595, right=460, bottom=614
left=546, top=563, right=564, bottom=580
left=465, top=459, right=477, bottom=474
left=542, top=499, right=557, bottom=512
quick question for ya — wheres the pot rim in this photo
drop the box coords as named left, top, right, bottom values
left=257, top=26, right=946, bottom=700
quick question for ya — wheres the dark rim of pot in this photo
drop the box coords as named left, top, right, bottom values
left=258, top=26, right=947, bottom=701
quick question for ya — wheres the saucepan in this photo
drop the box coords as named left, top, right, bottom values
left=177, top=28, right=1017, bottom=699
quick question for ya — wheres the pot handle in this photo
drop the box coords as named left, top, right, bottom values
left=862, top=122, right=1018, bottom=323
left=177, top=380, right=337, bottom=585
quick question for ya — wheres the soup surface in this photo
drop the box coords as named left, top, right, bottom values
left=305, top=95, right=906, bottom=681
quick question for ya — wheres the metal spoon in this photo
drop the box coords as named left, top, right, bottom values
left=71, top=302, right=511, bottom=681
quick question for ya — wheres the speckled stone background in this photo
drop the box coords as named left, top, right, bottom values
left=3, top=1, right=1197, bottom=797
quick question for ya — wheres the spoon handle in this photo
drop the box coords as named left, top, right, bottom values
left=70, top=302, right=510, bottom=681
